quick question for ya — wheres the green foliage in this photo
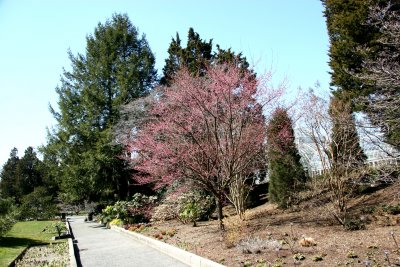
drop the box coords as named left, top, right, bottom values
left=179, top=201, right=200, bottom=226
left=42, top=221, right=68, bottom=237
left=16, top=147, right=44, bottom=198
left=101, top=193, right=157, bottom=224
left=266, top=108, right=306, bottom=208
left=0, top=147, right=52, bottom=205
left=382, top=204, right=400, bottom=215
left=322, top=0, right=399, bottom=148
left=0, top=198, right=17, bottom=238
left=44, top=13, right=157, bottom=202
left=152, top=191, right=215, bottom=223
left=321, top=0, right=382, bottom=95
left=161, top=28, right=212, bottom=85
left=18, top=187, right=58, bottom=220
left=0, top=148, right=20, bottom=201
left=101, top=202, right=128, bottom=224
left=161, top=27, right=251, bottom=86
left=343, top=218, right=366, bottom=231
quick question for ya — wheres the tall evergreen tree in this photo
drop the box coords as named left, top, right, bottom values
left=213, top=45, right=250, bottom=71
left=321, top=0, right=383, bottom=96
left=0, top=148, right=20, bottom=201
left=160, top=33, right=183, bottom=85
left=321, top=0, right=377, bottom=162
left=16, top=147, right=43, bottom=197
left=267, top=108, right=306, bottom=208
left=45, top=13, right=157, bottom=202
left=161, top=28, right=212, bottom=85
left=161, top=28, right=251, bottom=86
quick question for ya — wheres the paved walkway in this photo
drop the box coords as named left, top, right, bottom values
left=68, top=216, right=188, bottom=267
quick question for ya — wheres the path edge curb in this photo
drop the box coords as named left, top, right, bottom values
left=111, top=226, right=225, bottom=267
left=66, top=219, right=78, bottom=267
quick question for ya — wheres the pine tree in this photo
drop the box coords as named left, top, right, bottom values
left=160, top=33, right=183, bottom=85
left=45, top=14, right=157, bottom=202
left=161, top=28, right=251, bottom=86
left=16, top=147, right=44, bottom=197
left=266, top=108, right=306, bottom=208
left=214, top=45, right=250, bottom=71
left=161, top=28, right=212, bottom=85
left=322, top=0, right=400, bottom=149
left=321, top=0, right=383, bottom=97
left=0, top=148, right=20, bottom=201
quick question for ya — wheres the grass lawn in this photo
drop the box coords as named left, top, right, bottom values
left=0, top=221, right=64, bottom=267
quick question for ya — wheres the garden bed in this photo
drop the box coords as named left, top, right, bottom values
left=134, top=181, right=400, bottom=266
left=14, top=242, right=69, bottom=267
left=0, top=221, right=67, bottom=266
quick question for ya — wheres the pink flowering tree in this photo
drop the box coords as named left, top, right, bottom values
left=130, top=64, right=283, bottom=230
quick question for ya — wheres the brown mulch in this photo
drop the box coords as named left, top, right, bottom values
left=141, top=182, right=400, bottom=267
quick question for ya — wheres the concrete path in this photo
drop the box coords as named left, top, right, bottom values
left=68, top=216, right=188, bottom=267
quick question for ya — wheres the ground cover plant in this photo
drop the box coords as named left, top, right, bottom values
left=0, top=221, right=67, bottom=266
left=15, top=242, right=69, bottom=267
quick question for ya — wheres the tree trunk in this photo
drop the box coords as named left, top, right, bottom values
left=215, top=196, right=225, bottom=231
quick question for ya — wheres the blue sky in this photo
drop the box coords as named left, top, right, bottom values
left=0, top=1, right=330, bottom=167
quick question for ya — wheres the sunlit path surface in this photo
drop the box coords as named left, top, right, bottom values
left=68, top=216, right=188, bottom=267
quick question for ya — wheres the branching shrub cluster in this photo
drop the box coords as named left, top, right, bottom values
left=101, top=193, right=157, bottom=224
left=152, top=191, right=214, bottom=226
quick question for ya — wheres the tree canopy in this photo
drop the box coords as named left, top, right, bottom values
left=321, top=0, right=382, bottom=96
left=161, top=28, right=251, bottom=86
left=44, top=13, right=157, bottom=202
left=322, top=0, right=399, bottom=148
left=132, top=64, right=283, bottom=229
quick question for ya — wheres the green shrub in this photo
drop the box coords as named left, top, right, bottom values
left=179, top=201, right=200, bottom=226
left=100, top=202, right=128, bottom=224
left=0, top=197, right=17, bottom=237
left=18, top=187, right=58, bottom=220
left=152, top=191, right=214, bottom=224
left=100, top=193, right=158, bottom=225
left=382, top=204, right=400, bottom=215
left=42, top=221, right=68, bottom=237
left=344, top=218, right=365, bottom=231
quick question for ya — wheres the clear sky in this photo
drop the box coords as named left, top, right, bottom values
left=0, top=0, right=330, bottom=167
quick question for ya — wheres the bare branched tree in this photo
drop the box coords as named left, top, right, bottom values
left=299, top=91, right=366, bottom=225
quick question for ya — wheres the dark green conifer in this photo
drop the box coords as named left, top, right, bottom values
left=161, top=27, right=251, bottom=86
left=44, top=14, right=157, bottom=202
left=0, top=148, right=20, bottom=200
left=267, top=108, right=306, bottom=208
